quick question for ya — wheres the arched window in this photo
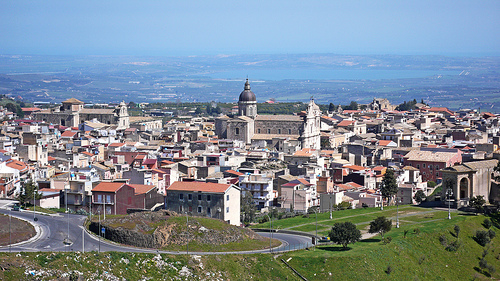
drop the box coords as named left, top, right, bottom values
left=235, top=128, right=240, bottom=135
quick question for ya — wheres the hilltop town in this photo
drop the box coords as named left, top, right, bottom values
left=1, top=79, right=499, bottom=227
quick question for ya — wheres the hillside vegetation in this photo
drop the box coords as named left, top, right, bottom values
left=0, top=208, right=498, bottom=280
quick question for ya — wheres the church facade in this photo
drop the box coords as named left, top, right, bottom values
left=215, top=80, right=321, bottom=150
left=33, top=98, right=130, bottom=129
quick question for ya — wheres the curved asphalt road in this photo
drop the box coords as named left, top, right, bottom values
left=0, top=204, right=312, bottom=254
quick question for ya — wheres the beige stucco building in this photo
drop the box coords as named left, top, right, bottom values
left=215, top=80, right=321, bottom=149
left=34, top=98, right=129, bottom=129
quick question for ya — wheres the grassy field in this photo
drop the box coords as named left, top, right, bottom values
left=0, top=211, right=498, bottom=280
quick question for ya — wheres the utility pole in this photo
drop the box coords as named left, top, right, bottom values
left=82, top=228, right=84, bottom=253
left=98, top=210, right=101, bottom=253
left=9, top=208, right=11, bottom=253
left=186, top=212, right=189, bottom=255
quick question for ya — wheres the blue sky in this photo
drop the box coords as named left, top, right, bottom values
left=1, top=0, right=499, bottom=56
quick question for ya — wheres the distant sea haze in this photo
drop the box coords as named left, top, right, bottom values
left=209, top=69, right=461, bottom=81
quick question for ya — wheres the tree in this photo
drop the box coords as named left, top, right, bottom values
left=413, top=190, right=427, bottom=204
left=194, top=107, right=203, bottom=115
left=328, top=102, right=335, bottom=112
left=469, top=195, right=486, bottom=215
left=345, top=101, right=358, bottom=110
left=128, top=101, right=136, bottom=108
left=240, top=192, right=256, bottom=225
left=369, top=216, right=392, bottom=239
left=336, top=201, right=352, bottom=210
left=329, top=222, right=362, bottom=249
left=475, top=230, right=490, bottom=246
left=5, top=102, right=24, bottom=118
left=17, top=180, right=41, bottom=207
left=381, top=168, right=398, bottom=205
left=494, top=160, right=500, bottom=182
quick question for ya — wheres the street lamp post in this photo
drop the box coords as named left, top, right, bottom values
left=312, top=207, right=318, bottom=248
left=396, top=197, right=401, bottom=228
left=98, top=210, right=101, bottom=253
left=186, top=212, right=189, bottom=255
left=265, top=213, right=272, bottom=253
left=33, top=187, right=36, bottom=221
left=446, top=188, right=453, bottom=220
left=9, top=208, right=11, bottom=253
left=329, top=195, right=332, bottom=220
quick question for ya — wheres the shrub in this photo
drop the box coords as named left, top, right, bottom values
left=479, top=258, right=488, bottom=269
left=302, top=214, right=310, bottom=218
left=418, top=255, right=426, bottom=265
left=488, top=229, right=496, bottom=239
left=445, top=240, right=460, bottom=252
left=414, top=228, right=421, bottom=235
left=385, top=265, right=393, bottom=275
left=439, top=235, right=447, bottom=245
left=403, top=229, right=409, bottom=238
left=382, top=237, right=392, bottom=245
left=475, top=230, right=491, bottom=247
left=483, top=218, right=492, bottom=229
left=454, top=225, right=460, bottom=237
left=482, top=249, right=489, bottom=258
left=488, top=265, right=496, bottom=274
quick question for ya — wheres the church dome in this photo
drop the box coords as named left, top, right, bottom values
left=239, top=79, right=256, bottom=102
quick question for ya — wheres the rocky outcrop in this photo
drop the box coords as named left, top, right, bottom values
left=89, top=210, right=262, bottom=249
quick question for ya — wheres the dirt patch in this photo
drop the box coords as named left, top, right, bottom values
left=0, top=214, right=36, bottom=246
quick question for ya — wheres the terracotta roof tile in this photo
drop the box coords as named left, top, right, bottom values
left=92, top=182, right=124, bottom=192
left=167, top=181, right=232, bottom=193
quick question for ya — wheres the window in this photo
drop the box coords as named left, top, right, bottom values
left=267, top=129, right=271, bottom=134
left=97, top=194, right=102, bottom=203
left=226, top=194, right=230, bottom=201
left=179, top=193, right=184, bottom=200
left=429, top=165, right=433, bottom=170
left=436, top=172, right=439, bottom=177
left=106, top=195, right=111, bottom=203
left=257, top=129, right=261, bottom=134
left=235, top=128, right=240, bottom=135
left=288, top=129, right=292, bottom=134
left=197, top=206, right=202, bottom=213
left=198, top=194, right=202, bottom=200
left=278, top=129, right=281, bottom=134
left=179, top=205, right=183, bottom=213
left=423, top=164, right=426, bottom=168
left=207, top=207, right=211, bottom=216
left=226, top=207, right=229, bottom=213
left=207, top=194, right=211, bottom=201
left=417, top=164, right=420, bottom=169
left=188, top=194, right=192, bottom=201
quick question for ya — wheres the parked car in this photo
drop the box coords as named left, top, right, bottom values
left=319, top=236, right=331, bottom=243
left=12, top=203, right=21, bottom=211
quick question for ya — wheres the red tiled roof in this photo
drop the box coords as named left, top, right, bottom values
left=129, top=184, right=156, bottom=195
left=337, top=120, right=355, bottom=127
left=161, top=160, right=175, bottom=165
left=142, top=159, right=157, bottom=165
left=47, top=156, right=56, bottom=161
left=5, top=159, right=28, bottom=172
left=81, top=151, right=93, bottom=157
left=378, top=140, right=393, bottom=146
left=167, top=181, right=231, bottom=193
left=21, top=107, right=41, bottom=112
left=344, top=165, right=366, bottom=171
left=109, top=143, right=125, bottom=147
left=92, top=182, right=125, bottom=192
left=225, top=170, right=244, bottom=176
left=61, top=131, right=78, bottom=138
left=282, top=178, right=312, bottom=187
